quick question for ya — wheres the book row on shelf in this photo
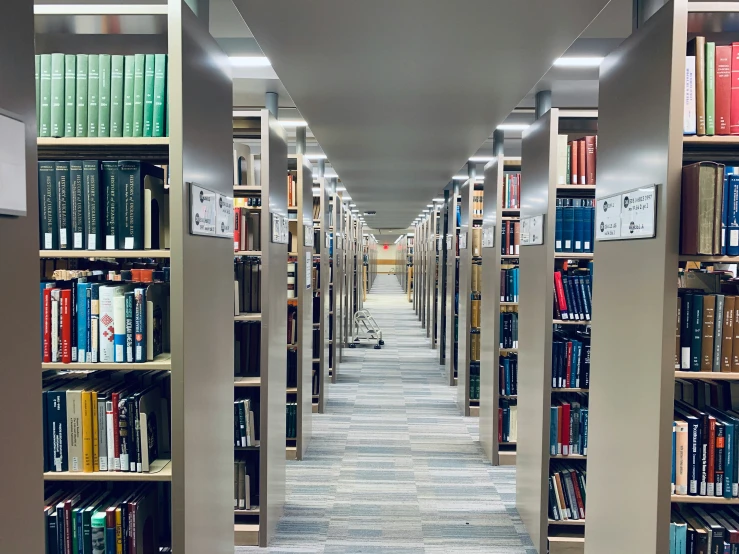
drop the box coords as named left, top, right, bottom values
left=469, top=368, right=480, bottom=401
left=548, top=463, right=587, bottom=523
left=554, top=199, right=595, bottom=254
left=286, top=403, right=298, bottom=439
left=233, top=207, right=261, bottom=252
left=234, top=321, right=261, bottom=378
left=552, top=330, right=591, bottom=389
left=472, top=190, right=484, bottom=218
left=556, top=135, right=597, bottom=186
left=43, top=370, right=170, bottom=474
left=501, top=220, right=520, bottom=256
left=502, top=173, right=521, bottom=209
left=499, top=400, right=518, bottom=443
left=287, top=262, right=297, bottom=300
left=500, top=311, right=519, bottom=350
left=41, top=269, right=170, bottom=365
left=233, top=398, right=256, bottom=448
left=500, top=353, right=518, bottom=396
left=234, top=257, right=261, bottom=315
left=287, top=173, right=297, bottom=208
left=233, top=461, right=253, bottom=511
left=39, top=160, right=168, bottom=252
left=549, top=395, right=589, bottom=458
left=501, top=266, right=520, bottom=303
left=287, top=348, right=298, bottom=386
left=553, top=267, right=593, bottom=322
left=36, top=53, right=169, bottom=139
left=669, top=505, right=739, bottom=554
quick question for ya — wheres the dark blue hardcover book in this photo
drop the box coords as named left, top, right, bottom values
left=513, top=267, right=519, bottom=302
left=77, top=282, right=89, bottom=363
left=576, top=275, right=590, bottom=320
left=507, top=270, right=514, bottom=302
left=90, top=283, right=100, bottom=363
left=573, top=199, right=584, bottom=253
left=569, top=275, right=584, bottom=320
left=499, top=312, right=504, bottom=348
left=47, top=390, right=68, bottom=471
left=105, top=523, right=116, bottom=554
left=55, top=161, right=71, bottom=249
left=42, top=391, right=49, bottom=472
left=727, top=173, right=739, bottom=256
left=562, top=275, right=579, bottom=320
left=581, top=408, right=589, bottom=454
left=575, top=341, right=584, bottom=388
left=500, top=222, right=506, bottom=256
left=691, top=294, right=704, bottom=371
left=585, top=201, right=595, bottom=252
left=571, top=340, right=580, bottom=388
left=555, top=198, right=563, bottom=252
left=563, top=199, right=575, bottom=252
left=723, top=171, right=731, bottom=255
left=552, top=341, right=561, bottom=388
left=504, top=357, right=511, bottom=395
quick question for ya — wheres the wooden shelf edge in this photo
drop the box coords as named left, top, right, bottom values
left=548, top=519, right=586, bottom=526
left=234, top=251, right=262, bottom=256
left=675, top=371, right=739, bottom=380
left=40, top=249, right=170, bottom=259
left=37, top=137, right=169, bottom=146
left=671, top=494, right=739, bottom=504
left=234, top=376, right=261, bottom=387
left=234, top=523, right=259, bottom=546
left=44, top=459, right=171, bottom=481
left=234, top=313, right=261, bottom=321
left=42, top=353, right=172, bottom=371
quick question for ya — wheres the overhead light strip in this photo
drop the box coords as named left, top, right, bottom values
left=553, top=56, right=604, bottom=68
left=228, top=56, right=272, bottom=67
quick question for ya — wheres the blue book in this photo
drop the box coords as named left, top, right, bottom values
left=504, top=358, right=511, bottom=395
left=499, top=312, right=504, bottom=348
left=563, top=199, right=575, bottom=252
left=550, top=406, right=559, bottom=455
left=105, top=524, right=116, bottom=554
left=727, top=173, right=739, bottom=256
left=585, top=201, right=594, bottom=252
left=669, top=523, right=676, bottom=554
left=674, top=522, right=686, bottom=554
left=76, top=282, right=89, bottom=363
left=691, top=294, right=704, bottom=372
left=574, top=341, right=583, bottom=388
left=570, top=340, right=580, bottom=388
left=90, top=283, right=100, bottom=362
left=722, top=171, right=731, bottom=255
left=507, top=271, right=514, bottom=302
left=581, top=408, right=588, bottom=455
left=555, top=199, right=563, bottom=252
left=573, top=199, right=584, bottom=253
left=513, top=267, right=519, bottom=302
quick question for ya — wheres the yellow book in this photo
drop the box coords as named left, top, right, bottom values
left=81, top=390, right=94, bottom=472
left=91, top=391, right=99, bottom=472
left=116, top=507, right=123, bottom=554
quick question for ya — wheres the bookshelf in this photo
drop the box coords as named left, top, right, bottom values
left=515, top=108, right=596, bottom=554
left=439, top=190, right=451, bottom=368
left=425, top=206, right=440, bottom=347
left=232, top=111, right=288, bottom=546
left=445, top=188, right=462, bottom=387
left=30, top=4, right=238, bottom=553
left=416, top=216, right=425, bottom=322
left=332, top=193, right=345, bottom=376
left=314, top=176, right=332, bottom=413
left=286, top=154, right=313, bottom=459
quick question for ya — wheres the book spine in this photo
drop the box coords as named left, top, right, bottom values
left=728, top=175, right=739, bottom=256
left=686, top=55, right=697, bottom=134
left=81, top=391, right=93, bottom=472
left=585, top=136, right=596, bottom=184
left=117, top=160, right=143, bottom=249
left=143, top=55, right=155, bottom=137
left=50, top=53, right=64, bottom=137
left=717, top=45, right=732, bottom=134
left=55, top=161, right=71, bottom=249
left=692, top=294, right=704, bottom=372
left=69, top=160, right=85, bottom=249
left=707, top=42, right=716, bottom=135
left=60, top=289, right=71, bottom=363
left=99, top=286, right=116, bottom=362
left=82, top=160, right=100, bottom=250
left=38, top=162, right=58, bottom=249
left=696, top=38, right=707, bottom=135
left=123, top=55, right=135, bottom=137
left=702, top=295, right=716, bottom=371
left=113, top=294, right=126, bottom=362
left=132, top=54, right=145, bottom=137
left=106, top=398, right=115, bottom=470
left=110, top=55, right=124, bottom=137
left=35, top=55, right=40, bottom=135
left=715, top=295, right=725, bottom=372
left=553, top=271, right=568, bottom=320
left=153, top=54, right=167, bottom=137
left=134, top=288, right=146, bottom=362
left=75, top=54, right=88, bottom=137
left=67, top=390, right=82, bottom=471
left=101, top=160, right=118, bottom=250
left=64, top=54, right=76, bottom=137
left=87, top=54, right=99, bottom=137
left=732, top=44, right=739, bottom=134
left=124, top=291, right=134, bottom=363
left=724, top=296, right=736, bottom=371
left=90, top=284, right=100, bottom=363
left=42, top=287, right=52, bottom=362
left=76, top=283, right=88, bottom=363
left=97, top=54, right=111, bottom=137
left=39, top=54, right=52, bottom=137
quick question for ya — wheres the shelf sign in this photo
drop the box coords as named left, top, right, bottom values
left=0, top=111, right=26, bottom=217
left=482, top=225, right=495, bottom=248
left=189, top=183, right=217, bottom=237
left=271, top=212, right=289, bottom=244
left=304, top=224, right=315, bottom=247
left=305, top=251, right=312, bottom=289
left=446, top=235, right=453, bottom=250
left=520, top=214, right=544, bottom=246
left=215, top=194, right=234, bottom=239
left=459, top=232, right=467, bottom=249
left=596, top=185, right=657, bottom=241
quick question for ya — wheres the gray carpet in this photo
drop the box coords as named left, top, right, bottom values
left=237, top=275, right=535, bottom=553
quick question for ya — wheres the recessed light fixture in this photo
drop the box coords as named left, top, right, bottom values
left=350, top=203, right=356, bottom=207
left=306, top=153, right=327, bottom=160
left=433, top=197, right=445, bottom=202
left=280, top=120, right=308, bottom=127
left=468, top=156, right=494, bottom=162
left=228, top=56, right=271, bottom=67
left=553, top=57, right=604, bottom=68
left=496, top=123, right=531, bottom=132
left=452, top=175, right=486, bottom=182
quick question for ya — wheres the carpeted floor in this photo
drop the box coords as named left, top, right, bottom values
left=237, top=274, right=535, bottom=553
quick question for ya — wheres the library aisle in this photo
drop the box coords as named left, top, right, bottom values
left=238, top=275, right=534, bottom=553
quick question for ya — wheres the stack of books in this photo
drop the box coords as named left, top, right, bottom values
left=503, top=173, right=521, bottom=209
left=234, top=257, right=261, bottom=315
left=554, top=199, right=595, bottom=254
left=549, top=396, right=589, bottom=457
left=553, top=268, right=593, bottom=322
left=500, top=220, right=520, bottom=256
left=556, top=135, right=597, bottom=185
left=548, top=463, right=587, bottom=521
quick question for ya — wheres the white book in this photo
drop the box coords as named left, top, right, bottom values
left=509, top=405, right=518, bottom=442
left=674, top=420, right=688, bottom=496
left=556, top=135, right=568, bottom=185
left=97, top=396, right=108, bottom=471
left=99, top=285, right=123, bottom=362
left=51, top=289, right=60, bottom=362
left=66, top=389, right=83, bottom=472
left=146, top=300, right=154, bottom=361
left=113, top=295, right=126, bottom=362
left=106, top=400, right=116, bottom=471
left=248, top=410, right=255, bottom=447
left=685, top=55, right=697, bottom=134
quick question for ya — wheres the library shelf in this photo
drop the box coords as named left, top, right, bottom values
left=469, top=405, right=480, bottom=417
left=34, top=4, right=169, bottom=15
left=501, top=394, right=518, bottom=399
left=37, top=137, right=169, bottom=147
left=40, top=249, right=170, bottom=259
left=678, top=255, right=739, bottom=262
left=44, top=459, right=171, bottom=481
left=286, top=387, right=298, bottom=393
left=552, top=319, right=591, bottom=325
left=501, top=255, right=520, bottom=259
left=312, top=403, right=319, bottom=413
left=674, top=371, right=739, bottom=380
left=683, top=135, right=739, bottom=145
left=501, top=216, right=520, bottom=221
left=670, top=495, right=739, bottom=504
left=41, top=352, right=171, bottom=371
left=501, top=302, right=519, bottom=306
left=235, top=507, right=260, bottom=515
left=553, top=388, right=589, bottom=393
left=556, top=184, right=596, bottom=191
left=234, top=376, right=261, bottom=387
left=234, top=313, right=261, bottom=321
left=235, top=441, right=260, bottom=451
left=234, top=185, right=261, bottom=193
left=499, top=451, right=517, bottom=466
left=313, top=218, right=321, bottom=223
left=288, top=252, right=298, bottom=256
left=554, top=253, right=594, bottom=259
left=235, top=250, right=262, bottom=256
left=286, top=446, right=297, bottom=460
left=502, top=208, right=521, bottom=213
left=548, top=519, right=586, bottom=527
left=312, top=358, right=320, bottom=362
left=550, top=454, right=587, bottom=460
left=234, top=523, right=259, bottom=546
left=500, top=348, right=519, bottom=354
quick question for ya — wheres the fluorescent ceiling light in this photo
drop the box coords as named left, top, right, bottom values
left=469, top=156, right=494, bottom=162
left=280, top=120, right=308, bottom=127
left=553, top=56, right=604, bottom=68
left=336, top=185, right=346, bottom=191
left=426, top=204, right=433, bottom=207
left=453, top=175, right=486, bottom=182
left=306, top=153, right=327, bottom=160
left=394, top=236, right=403, bottom=244
left=433, top=197, right=445, bottom=202
left=229, top=56, right=271, bottom=67
left=350, top=203, right=356, bottom=207
left=496, top=124, right=530, bottom=131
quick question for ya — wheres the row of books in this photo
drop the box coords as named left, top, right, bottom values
left=553, top=331, right=591, bottom=389
left=470, top=329, right=481, bottom=362
left=287, top=262, right=297, bottom=300
left=287, top=347, right=298, bottom=387
left=234, top=257, right=261, bottom=315
left=41, top=278, right=169, bottom=364
left=550, top=396, right=589, bottom=457
left=500, top=220, right=520, bottom=256
left=233, top=145, right=258, bottom=188
left=233, top=461, right=253, bottom=510
left=312, top=327, right=320, bottom=359
left=44, top=484, right=163, bottom=554
left=500, top=353, right=518, bottom=396
left=234, top=321, right=261, bottom=377
left=286, top=402, right=298, bottom=439
left=681, top=163, right=739, bottom=256
left=500, top=311, right=518, bottom=350
left=503, top=173, right=521, bottom=209
left=287, top=173, right=297, bottom=208
left=470, top=262, right=482, bottom=292
left=312, top=198, right=321, bottom=220
left=556, top=135, right=597, bottom=185
left=469, top=371, right=480, bottom=401
left=472, top=190, right=484, bottom=218
left=554, top=198, right=595, bottom=254
left=36, top=53, right=168, bottom=138
left=470, top=293, right=481, bottom=328
left=499, top=399, right=517, bottom=443
left=501, top=266, right=519, bottom=303
left=670, top=505, right=739, bottom=554
left=233, top=205, right=261, bottom=252
left=553, top=269, right=592, bottom=322
left=39, top=160, right=167, bottom=251
left=43, top=371, right=169, bottom=473
left=233, top=398, right=256, bottom=448
left=548, top=463, right=587, bottom=522
left=684, top=38, right=739, bottom=136
left=287, top=301, right=298, bottom=345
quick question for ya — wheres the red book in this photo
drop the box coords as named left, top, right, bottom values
left=565, top=341, right=573, bottom=388
left=561, top=402, right=571, bottom=456
left=717, top=45, right=732, bottom=134
left=233, top=207, right=240, bottom=251
left=498, top=408, right=503, bottom=442
left=585, top=136, right=596, bottom=184
left=514, top=221, right=520, bottom=255
left=43, top=287, right=52, bottom=362
left=569, top=141, right=578, bottom=184
left=557, top=406, right=563, bottom=455
left=111, top=391, right=121, bottom=471
left=707, top=416, right=716, bottom=495
left=731, top=43, right=739, bottom=134
left=578, top=140, right=586, bottom=185
left=60, top=289, right=72, bottom=364
left=553, top=271, right=569, bottom=320
left=569, top=470, right=586, bottom=518
left=505, top=221, right=511, bottom=254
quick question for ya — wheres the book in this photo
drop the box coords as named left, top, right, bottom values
left=689, top=37, right=707, bottom=135
left=109, top=55, right=124, bottom=137
left=39, top=162, right=58, bottom=249
left=118, top=161, right=164, bottom=250
left=153, top=54, right=167, bottom=137
left=69, top=160, right=85, bottom=249
left=142, top=55, right=155, bottom=137
left=35, top=55, right=40, bottom=135
left=132, top=54, right=145, bottom=137
left=87, top=54, right=100, bottom=137
left=75, top=54, right=88, bottom=137
left=716, top=45, right=732, bottom=135
left=707, top=42, right=716, bottom=136
left=122, top=55, right=135, bottom=137
left=681, top=162, right=725, bottom=255
left=686, top=54, right=697, bottom=135
left=82, top=160, right=102, bottom=250
left=97, top=54, right=111, bottom=137
left=101, top=160, right=118, bottom=250
left=55, top=161, right=71, bottom=250
left=39, top=54, right=52, bottom=137
left=50, top=53, right=65, bottom=137
left=64, top=54, right=76, bottom=137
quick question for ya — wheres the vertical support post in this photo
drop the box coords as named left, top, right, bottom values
left=535, top=90, right=552, bottom=120
left=317, top=158, right=325, bottom=178
left=492, top=129, right=505, bottom=157
left=633, top=0, right=666, bottom=30
left=468, top=162, right=477, bottom=182
left=265, top=92, right=278, bottom=118
left=296, top=126, right=306, bottom=155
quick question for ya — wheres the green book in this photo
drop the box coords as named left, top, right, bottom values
left=64, top=54, right=76, bottom=137
left=75, top=54, right=88, bottom=137
left=132, top=54, right=145, bottom=137
left=143, top=54, right=155, bottom=137
left=39, top=54, right=52, bottom=137
left=35, top=55, right=40, bottom=135
left=707, top=42, right=716, bottom=136
left=50, top=53, right=64, bottom=137
left=165, top=67, right=169, bottom=137
left=87, top=54, right=99, bottom=137
left=152, top=54, right=167, bottom=137
left=90, top=512, right=106, bottom=554
left=122, top=55, right=135, bottom=137
left=110, top=55, right=124, bottom=137
left=97, top=54, right=111, bottom=137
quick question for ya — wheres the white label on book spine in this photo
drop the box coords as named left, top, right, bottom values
left=60, top=228, right=67, bottom=247
left=74, top=232, right=82, bottom=248
left=124, top=237, right=133, bottom=249
left=88, top=234, right=96, bottom=249
left=106, top=235, right=115, bottom=249
left=731, top=229, right=739, bottom=247
left=44, top=232, right=52, bottom=249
